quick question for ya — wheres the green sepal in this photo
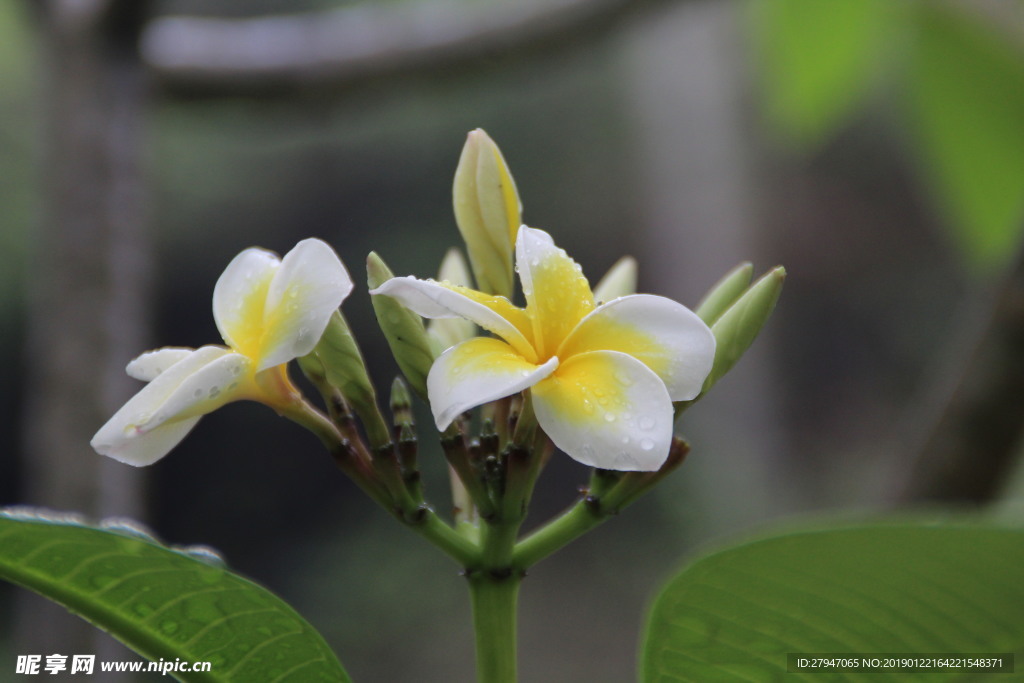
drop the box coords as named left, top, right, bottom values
left=367, top=252, right=436, bottom=402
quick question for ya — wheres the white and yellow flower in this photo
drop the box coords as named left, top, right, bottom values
left=92, top=238, right=352, bottom=466
left=371, top=227, right=715, bottom=471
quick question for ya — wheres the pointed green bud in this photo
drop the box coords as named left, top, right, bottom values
left=312, top=310, right=391, bottom=447
left=426, top=248, right=477, bottom=354
left=367, top=252, right=437, bottom=402
left=702, top=266, right=786, bottom=391
left=695, top=262, right=754, bottom=325
left=592, top=256, right=638, bottom=303
left=452, top=128, right=522, bottom=298
left=390, top=376, right=414, bottom=428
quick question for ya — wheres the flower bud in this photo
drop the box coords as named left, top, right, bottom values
left=390, top=376, right=414, bottom=429
left=426, top=248, right=477, bottom=354
left=367, top=252, right=437, bottom=402
left=309, top=310, right=390, bottom=445
left=695, top=262, right=754, bottom=325
left=592, top=256, right=638, bottom=303
left=702, top=266, right=786, bottom=391
left=452, top=128, right=522, bottom=298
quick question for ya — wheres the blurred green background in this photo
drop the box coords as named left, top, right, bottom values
left=1, top=0, right=1022, bottom=681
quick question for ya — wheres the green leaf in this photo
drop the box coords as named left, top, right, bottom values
left=751, top=0, right=897, bottom=145
left=0, top=512, right=350, bottom=682
left=908, top=6, right=1024, bottom=270
left=641, top=523, right=1024, bottom=682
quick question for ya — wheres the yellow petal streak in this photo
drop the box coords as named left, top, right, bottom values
left=225, top=272, right=273, bottom=360
left=428, top=337, right=556, bottom=429
left=440, top=283, right=536, bottom=355
left=523, top=248, right=594, bottom=360
left=531, top=350, right=673, bottom=471
left=558, top=313, right=669, bottom=379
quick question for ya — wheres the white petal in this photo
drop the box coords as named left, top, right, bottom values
left=154, top=351, right=253, bottom=421
left=371, top=276, right=535, bottom=360
left=531, top=350, right=674, bottom=471
left=426, top=337, right=558, bottom=430
left=559, top=295, right=715, bottom=401
left=92, top=417, right=202, bottom=467
left=212, top=247, right=280, bottom=353
left=91, top=346, right=250, bottom=466
left=514, top=226, right=555, bottom=307
left=126, top=347, right=195, bottom=381
left=259, top=238, right=353, bottom=370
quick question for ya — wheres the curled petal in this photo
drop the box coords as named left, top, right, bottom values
left=371, top=276, right=536, bottom=361
left=212, top=247, right=279, bottom=357
left=259, top=238, right=353, bottom=371
left=427, top=337, right=558, bottom=430
left=531, top=350, right=673, bottom=471
left=515, top=227, right=594, bottom=358
left=91, top=346, right=252, bottom=466
left=558, top=295, right=715, bottom=401
left=126, top=347, right=195, bottom=381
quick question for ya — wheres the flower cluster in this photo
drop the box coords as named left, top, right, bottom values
left=93, top=129, right=779, bottom=481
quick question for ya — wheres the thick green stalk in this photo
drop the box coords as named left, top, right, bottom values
left=468, top=572, right=520, bottom=683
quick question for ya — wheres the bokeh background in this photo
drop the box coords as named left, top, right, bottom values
left=1, top=0, right=1023, bottom=680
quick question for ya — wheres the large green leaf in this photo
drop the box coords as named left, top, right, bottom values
left=0, top=511, right=350, bottom=682
left=908, top=6, right=1024, bottom=270
left=750, top=0, right=898, bottom=146
left=641, top=523, right=1024, bottom=682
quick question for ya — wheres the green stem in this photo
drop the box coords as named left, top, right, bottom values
left=512, top=499, right=604, bottom=569
left=405, top=509, right=480, bottom=567
left=468, top=572, right=520, bottom=683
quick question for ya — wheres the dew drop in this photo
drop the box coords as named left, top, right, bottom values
left=640, top=438, right=655, bottom=451
left=639, top=416, right=656, bottom=430
left=193, top=388, right=203, bottom=398
left=208, top=386, right=221, bottom=398
left=603, top=413, right=615, bottom=422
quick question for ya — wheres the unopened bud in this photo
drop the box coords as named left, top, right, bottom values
left=453, top=128, right=521, bottom=298
left=695, top=262, right=754, bottom=325
left=702, top=266, right=785, bottom=391
left=312, top=311, right=390, bottom=447
left=367, top=252, right=437, bottom=402
left=592, top=256, right=638, bottom=303
left=390, top=376, right=414, bottom=428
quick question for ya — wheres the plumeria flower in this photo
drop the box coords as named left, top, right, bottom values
left=92, top=238, right=352, bottom=466
left=371, top=227, right=715, bottom=471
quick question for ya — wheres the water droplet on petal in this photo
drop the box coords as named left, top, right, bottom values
left=603, top=413, right=615, bottom=422
left=639, top=416, right=656, bottom=430
left=641, top=438, right=655, bottom=451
